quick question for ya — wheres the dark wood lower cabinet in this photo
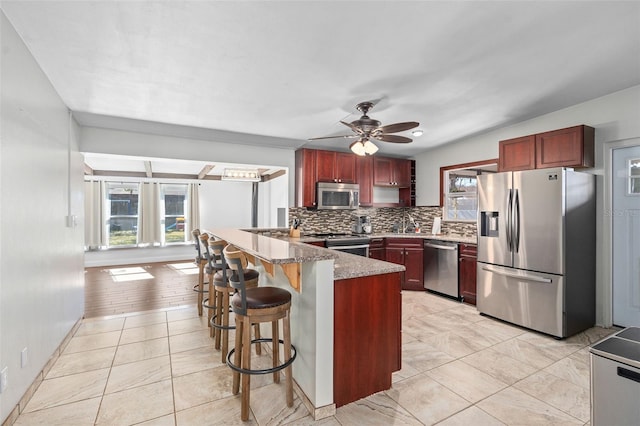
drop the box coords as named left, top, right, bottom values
left=385, top=238, right=424, bottom=291
left=368, top=238, right=385, bottom=260
left=458, top=243, right=477, bottom=305
left=333, top=273, right=402, bottom=407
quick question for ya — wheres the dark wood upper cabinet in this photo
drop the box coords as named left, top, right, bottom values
left=316, top=150, right=356, bottom=184
left=295, top=149, right=357, bottom=207
left=295, top=148, right=317, bottom=207
left=373, top=157, right=393, bottom=186
left=394, top=159, right=412, bottom=187
left=373, top=157, right=412, bottom=187
left=536, top=125, right=595, bottom=169
left=296, top=148, right=414, bottom=208
left=357, top=155, right=374, bottom=207
left=498, top=125, right=594, bottom=172
left=498, top=135, right=536, bottom=172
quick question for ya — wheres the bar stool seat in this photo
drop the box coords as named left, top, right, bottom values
left=223, top=244, right=296, bottom=421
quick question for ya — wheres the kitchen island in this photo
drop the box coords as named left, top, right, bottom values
left=207, top=228, right=404, bottom=419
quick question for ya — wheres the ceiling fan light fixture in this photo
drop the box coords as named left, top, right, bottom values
left=412, top=129, right=424, bottom=137
left=363, top=140, right=379, bottom=155
left=350, top=140, right=366, bottom=156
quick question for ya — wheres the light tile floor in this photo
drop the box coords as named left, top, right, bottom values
left=13, top=292, right=615, bottom=425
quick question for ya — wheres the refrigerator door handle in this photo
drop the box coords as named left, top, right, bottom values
left=506, top=189, right=513, bottom=251
left=481, top=266, right=552, bottom=283
left=514, top=189, right=521, bottom=253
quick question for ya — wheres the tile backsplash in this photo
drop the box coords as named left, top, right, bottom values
left=289, top=206, right=477, bottom=238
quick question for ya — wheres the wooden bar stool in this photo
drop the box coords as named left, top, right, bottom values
left=223, top=244, right=296, bottom=421
left=191, top=229, right=209, bottom=317
left=201, top=233, right=221, bottom=335
left=209, top=239, right=261, bottom=362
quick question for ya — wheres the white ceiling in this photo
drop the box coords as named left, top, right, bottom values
left=2, top=1, right=640, bottom=158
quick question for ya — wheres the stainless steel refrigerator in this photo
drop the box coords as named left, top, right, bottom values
left=477, top=167, right=596, bottom=338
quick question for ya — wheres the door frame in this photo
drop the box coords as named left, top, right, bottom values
left=603, top=137, right=640, bottom=327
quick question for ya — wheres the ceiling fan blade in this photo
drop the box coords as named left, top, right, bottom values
left=378, top=121, right=420, bottom=134
left=373, top=134, right=413, bottom=144
left=308, top=134, right=359, bottom=141
left=340, top=120, right=364, bottom=135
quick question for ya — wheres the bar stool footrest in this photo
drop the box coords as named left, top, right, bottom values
left=210, top=315, right=235, bottom=331
left=192, top=284, right=209, bottom=293
left=202, top=298, right=216, bottom=310
left=226, top=338, right=296, bottom=375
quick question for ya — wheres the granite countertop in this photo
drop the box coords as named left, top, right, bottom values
left=214, top=228, right=405, bottom=279
left=329, top=250, right=405, bottom=280
left=208, top=228, right=337, bottom=265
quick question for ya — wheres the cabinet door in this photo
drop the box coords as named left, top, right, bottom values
left=459, top=243, right=477, bottom=305
left=357, top=155, right=373, bottom=206
left=335, top=152, right=357, bottom=183
left=295, top=149, right=316, bottom=207
left=316, top=150, right=337, bottom=182
left=385, top=247, right=404, bottom=265
left=403, top=248, right=424, bottom=291
left=498, top=135, right=536, bottom=172
left=369, top=247, right=385, bottom=261
left=535, top=125, right=594, bottom=169
left=394, top=159, right=412, bottom=187
left=373, top=157, right=394, bottom=186
left=459, top=256, right=477, bottom=305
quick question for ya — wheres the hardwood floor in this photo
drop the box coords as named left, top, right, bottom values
left=84, top=261, right=201, bottom=318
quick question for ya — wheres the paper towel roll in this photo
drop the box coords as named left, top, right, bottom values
left=432, top=217, right=442, bottom=235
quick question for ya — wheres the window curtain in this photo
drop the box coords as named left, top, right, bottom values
left=84, top=180, right=106, bottom=249
left=139, top=182, right=161, bottom=245
left=187, top=183, right=200, bottom=235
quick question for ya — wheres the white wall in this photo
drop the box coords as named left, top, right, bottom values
left=257, top=175, right=289, bottom=228
left=1, top=12, right=85, bottom=422
left=414, top=85, right=640, bottom=326
left=199, top=180, right=253, bottom=229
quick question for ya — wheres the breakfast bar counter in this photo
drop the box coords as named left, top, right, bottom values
left=207, top=228, right=404, bottom=418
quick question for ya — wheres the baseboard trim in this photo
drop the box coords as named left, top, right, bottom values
left=1, top=317, right=83, bottom=426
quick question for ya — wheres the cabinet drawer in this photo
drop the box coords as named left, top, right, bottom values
left=386, top=238, right=423, bottom=248
left=369, top=238, right=385, bottom=249
left=459, top=243, right=477, bottom=257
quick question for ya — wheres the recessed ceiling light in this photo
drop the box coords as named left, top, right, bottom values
left=412, top=129, right=424, bottom=137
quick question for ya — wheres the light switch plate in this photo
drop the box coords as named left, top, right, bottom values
left=21, top=347, right=28, bottom=368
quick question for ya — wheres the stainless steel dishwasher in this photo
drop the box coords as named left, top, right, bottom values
left=590, top=327, right=640, bottom=425
left=423, top=240, right=459, bottom=299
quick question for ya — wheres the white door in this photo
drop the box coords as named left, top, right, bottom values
left=613, top=144, right=640, bottom=327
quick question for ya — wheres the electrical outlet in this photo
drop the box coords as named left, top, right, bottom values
left=0, top=367, right=7, bottom=393
left=21, top=347, right=28, bottom=368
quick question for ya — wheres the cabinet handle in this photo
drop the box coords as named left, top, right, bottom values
left=618, top=367, right=640, bottom=383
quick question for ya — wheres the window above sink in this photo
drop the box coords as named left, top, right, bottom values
left=440, top=159, right=497, bottom=222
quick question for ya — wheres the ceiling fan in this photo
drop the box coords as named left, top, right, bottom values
left=309, top=101, right=420, bottom=156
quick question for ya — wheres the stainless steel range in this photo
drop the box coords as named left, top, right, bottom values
left=310, top=233, right=370, bottom=257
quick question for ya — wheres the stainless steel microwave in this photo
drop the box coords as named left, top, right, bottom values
left=316, top=182, right=359, bottom=210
